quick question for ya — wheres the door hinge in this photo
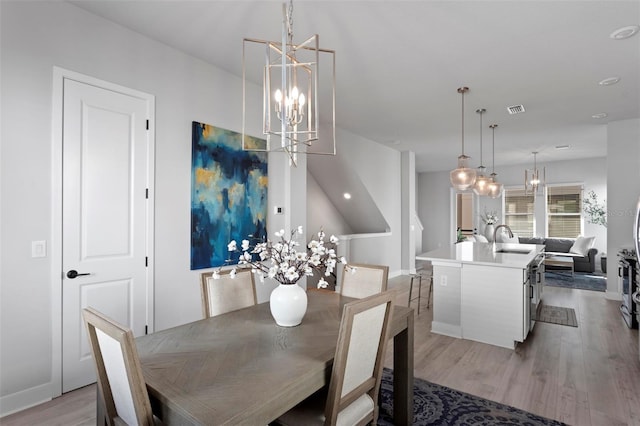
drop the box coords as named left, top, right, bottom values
left=145, top=257, right=148, bottom=267
left=145, top=325, right=148, bottom=335
left=146, top=119, right=149, bottom=130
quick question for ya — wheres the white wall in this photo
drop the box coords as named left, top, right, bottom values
left=0, top=1, right=402, bottom=415
left=335, top=127, right=403, bottom=274
left=606, top=119, right=640, bottom=296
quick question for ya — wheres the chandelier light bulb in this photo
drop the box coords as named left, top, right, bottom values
left=298, top=93, right=306, bottom=107
left=274, top=89, right=283, bottom=103
left=450, top=154, right=477, bottom=191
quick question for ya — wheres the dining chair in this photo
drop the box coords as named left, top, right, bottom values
left=200, top=269, right=257, bottom=318
left=275, top=290, right=395, bottom=426
left=339, top=263, right=389, bottom=299
left=82, top=307, right=157, bottom=426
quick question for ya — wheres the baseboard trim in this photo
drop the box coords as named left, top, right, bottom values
left=0, top=382, right=54, bottom=418
left=431, top=322, right=462, bottom=338
left=605, top=290, right=622, bottom=301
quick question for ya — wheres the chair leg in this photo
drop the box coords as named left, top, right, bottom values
left=408, top=276, right=414, bottom=308
left=416, top=275, right=422, bottom=315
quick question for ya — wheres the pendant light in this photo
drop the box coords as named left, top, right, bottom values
left=525, top=151, right=545, bottom=195
left=472, top=108, right=491, bottom=196
left=450, top=87, right=477, bottom=190
left=241, top=0, right=336, bottom=166
left=487, top=124, right=504, bottom=199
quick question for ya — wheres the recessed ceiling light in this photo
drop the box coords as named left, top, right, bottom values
left=555, top=145, right=570, bottom=150
left=592, top=113, right=608, bottom=119
left=343, top=193, right=352, bottom=200
left=610, top=25, right=640, bottom=40
left=599, top=77, right=620, bottom=86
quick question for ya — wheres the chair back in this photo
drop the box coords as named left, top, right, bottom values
left=340, top=263, right=389, bottom=299
left=200, top=269, right=257, bottom=318
left=82, top=307, right=154, bottom=426
left=324, top=291, right=394, bottom=425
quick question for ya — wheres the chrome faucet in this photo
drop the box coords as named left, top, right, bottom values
left=493, top=224, right=513, bottom=243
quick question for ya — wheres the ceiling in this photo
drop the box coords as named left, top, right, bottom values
left=70, top=0, right=640, bottom=173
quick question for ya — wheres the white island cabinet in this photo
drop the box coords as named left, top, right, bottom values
left=417, top=242, right=545, bottom=349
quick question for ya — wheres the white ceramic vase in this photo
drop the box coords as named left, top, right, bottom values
left=484, top=224, right=495, bottom=243
left=270, top=283, right=308, bottom=327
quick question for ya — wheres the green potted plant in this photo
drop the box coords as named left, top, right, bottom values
left=583, top=190, right=607, bottom=228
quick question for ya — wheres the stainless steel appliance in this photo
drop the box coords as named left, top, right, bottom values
left=526, top=253, right=545, bottom=332
left=635, top=196, right=640, bottom=265
left=529, top=253, right=545, bottom=329
left=634, top=197, right=640, bottom=358
left=618, top=249, right=637, bottom=329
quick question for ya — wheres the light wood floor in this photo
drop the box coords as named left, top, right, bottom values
left=3, top=275, right=639, bottom=426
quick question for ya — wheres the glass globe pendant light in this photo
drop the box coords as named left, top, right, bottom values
left=487, top=124, right=504, bottom=199
left=472, top=108, right=491, bottom=196
left=450, top=87, right=477, bottom=190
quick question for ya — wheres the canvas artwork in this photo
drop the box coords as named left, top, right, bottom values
left=191, top=122, right=268, bottom=270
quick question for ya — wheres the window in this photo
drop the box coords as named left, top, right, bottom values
left=547, top=185, right=583, bottom=238
left=504, top=188, right=534, bottom=237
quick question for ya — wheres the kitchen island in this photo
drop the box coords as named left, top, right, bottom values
left=417, top=241, right=545, bottom=349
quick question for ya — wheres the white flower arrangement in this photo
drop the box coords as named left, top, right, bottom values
left=480, top=210, right=499, bottom=225
left=215, top=226, right=348, bottom=289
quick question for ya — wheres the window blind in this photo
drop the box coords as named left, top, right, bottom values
left=504, top=188, right=534, bottom=237
left=547, top=185, right=582, bottom=238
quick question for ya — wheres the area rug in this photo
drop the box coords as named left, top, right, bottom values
left=378, top=369, right=566, bottom=426
left=536, top=305, right=578, bottom=327
left=544, top=271, right=606, bottom=292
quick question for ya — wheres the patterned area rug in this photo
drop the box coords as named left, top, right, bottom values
left=544, top=271, right=606, bottom=292
left=537, top=304, right=578, bottom=327
left=378, top=369, right=566, bottom=426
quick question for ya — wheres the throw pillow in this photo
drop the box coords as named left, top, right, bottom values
left=474, top=234, right=489, bottom=243
left=569, top=235, right=595, bottom=256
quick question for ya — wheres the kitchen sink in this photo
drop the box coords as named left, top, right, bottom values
left=495, top=249, right=531, bottom=254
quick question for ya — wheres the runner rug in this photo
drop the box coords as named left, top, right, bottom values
left=544, top=271, right=606, bottom=292
left=378, top=369, right=566, bottom=425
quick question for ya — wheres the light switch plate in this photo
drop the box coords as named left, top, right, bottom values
left=32, top=240, right=47, bottom=258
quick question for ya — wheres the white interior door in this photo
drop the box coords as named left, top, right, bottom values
left=61, top=78, right=152, bottom=392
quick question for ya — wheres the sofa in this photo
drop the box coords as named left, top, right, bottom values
left=518, top=236, right=598, bottom=273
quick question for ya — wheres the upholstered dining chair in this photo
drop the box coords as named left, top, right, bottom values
left=200, top=269, right=257, bottom=318
left=82, top=307, right=158, bottom=426
left=339, top=263, right=389, bottom=299
left=275, top=290, right=395, bottom=426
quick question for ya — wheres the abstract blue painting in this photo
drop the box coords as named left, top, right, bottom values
left=191, top=122, right=268, bottom=269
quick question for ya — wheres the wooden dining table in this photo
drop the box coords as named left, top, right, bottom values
left=134, top=290, right=414, bottom=425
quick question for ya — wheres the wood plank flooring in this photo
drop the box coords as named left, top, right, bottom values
left=2, top=274, right=639, bottom=425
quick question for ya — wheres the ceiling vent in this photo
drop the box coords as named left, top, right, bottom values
left=507, top=105, right=525, bottom=115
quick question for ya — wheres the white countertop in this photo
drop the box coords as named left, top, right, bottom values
left=417, top=242, right=545, bottom=269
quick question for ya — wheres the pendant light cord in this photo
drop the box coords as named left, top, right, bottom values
left=477, top=108, right=486, bottom=167
left=457, top=87, right=469, bottom=156
left=490, top=124, right=498, bottom=174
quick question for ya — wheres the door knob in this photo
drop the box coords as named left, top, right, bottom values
left=66, top=270, right=90, bottom=279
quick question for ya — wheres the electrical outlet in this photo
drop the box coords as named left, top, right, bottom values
left=440, top=275, right=448, bottom=286
left=274, top=206, right=284, bottom=215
